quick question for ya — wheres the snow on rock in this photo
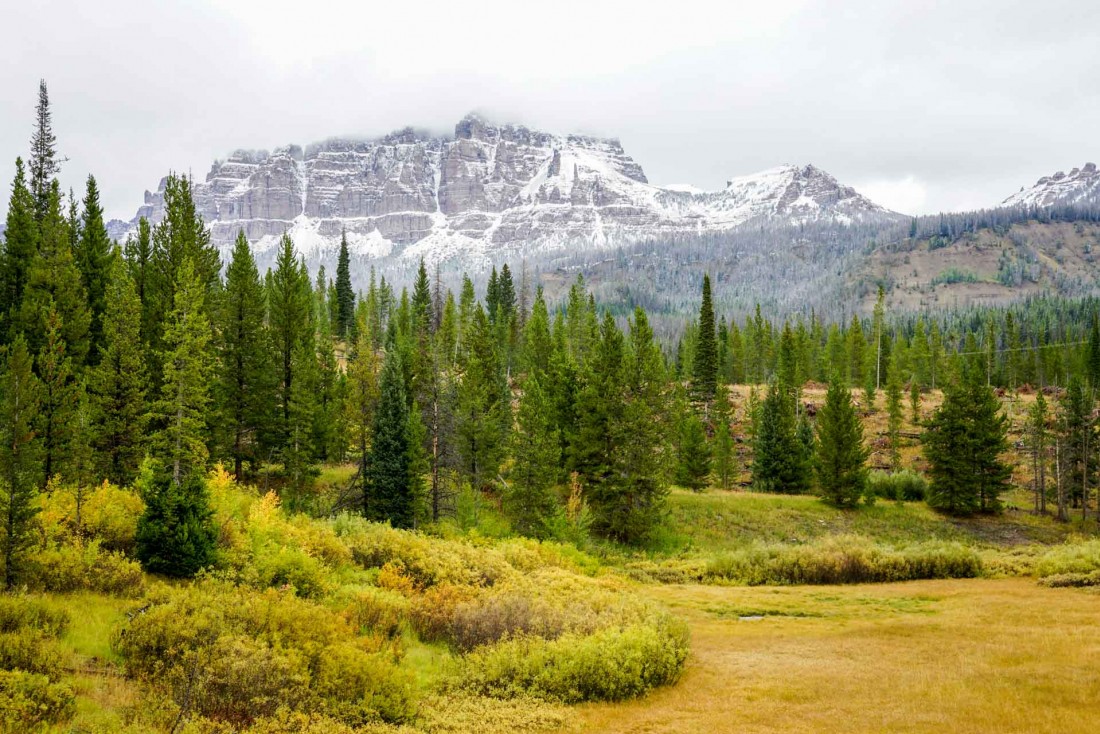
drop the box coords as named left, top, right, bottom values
left=118, top=115, right=902, bottom=266
left=1002, top=163, right=1100, bottom=208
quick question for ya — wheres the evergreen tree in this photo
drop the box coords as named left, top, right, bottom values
left=455, top=306, right=508, bottom=489
left=675, top=410, right=711, bottom=491
left=571, top=313, right=624, bottom=507
left=1026, top=391, right=1049, bottom=515
left=815, top=373, right=869, bottom=507
left=89, top=259, right=147, bottom=486
left=753, top=380, right=812, bottom=494
left=29, top=80, right=60, bottom=223
left=17, top=181, right=91, bottom=365
left=909, top=380, right=922, bottom=424
left=366, top=347, right=413, bottom=527
left=269, top=235, right=313, bottom=465
left=345, top=319, right=380, bottom=513
left=712, top=384, right=735, bottom=490
left=691, top=274, right=718, bottom=401
left=1089, top=315, right=1100, bottom=388
left=135, top=471, right=216, bottom=577
left=885, top=359, right=904, bottom=471
left=506, top=376, right=561, bottom=537
left=522, top=287, right=552, bottom=379
left=149, top=259, right=214, bottom=484
left=123, top=217, right=154, bottom=344
left=216, top=231, right=269, bottom=479
left=923, top=368, right=1011, bottom=515
left=1056, top=376, right=1096, bottom=513
left=76, top=175, right=114, bottom=361
left=1, top=159, right=38, bottom=334
left=0, top=336, right=41, bottom=589
left=334, top=229, right=355, bottom=338
left=35, top=306, right=79, bottom=487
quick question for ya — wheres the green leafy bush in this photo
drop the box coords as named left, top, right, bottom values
left=312, top=643, right=416, bottom=725
left=1035, top=538, right=1100, bottom=578
left=0, top=596, right=69, bottom=636
left=706, top=535, right=981, bottom=584
left=456, top=617, right=689, bottom=703
left=27, top=540, right=145, bottom=596
left=0, top=629, right=67, bottom=676
left=0, top=670, right=74, bottom=731
left=340, top=587, right=409, bottom=639
left=867, top=470, right=928, bottom=502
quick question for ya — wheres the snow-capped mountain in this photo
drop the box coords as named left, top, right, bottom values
left=1002, top=163, right=1100, bottom=208
left=119, top=114, right=902, bottom=264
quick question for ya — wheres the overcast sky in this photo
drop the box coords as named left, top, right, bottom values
left=2, top=0, right=1098, bottom=221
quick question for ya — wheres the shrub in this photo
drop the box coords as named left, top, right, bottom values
left=252, top=544, right=330, bottom=599
left=0, top=670, right=75, bottom=730
left=1035, top=538, right=1100, bottom=578
left=312, top=643, right=416, bottom=725
left=867, top=470, right=928, bottom=502
left=456, top=617, right=689, bottom=703
left=1038, top=571, right=1100, bottom=588
left=706, top=535, right=981, bottom=585
left=0, top=596, right=69, bottom=636
left=341, top=587, right=409, bottom=639
left=413, top=694, right=569, bottom=734
left=27, top=541, right=145, bottom=596
left=449, top=593, right=567, bottom=652
left=410, top=584, right=478, bottom=643
left=35, top=480, right=145, bottom=553
left=0, top=629, right=67, bottom=676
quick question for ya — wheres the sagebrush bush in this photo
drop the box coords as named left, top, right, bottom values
left=706, top=535, right=981, bottom=585
left=867, top=470, right=928, bottom=502
left=456, top=617, right=689, bottom=703
left=0, top=669, right=75, bottom=731
left=1038, top=570, right=1100, bottom=587
left=27, top=540, right=145, bottom=596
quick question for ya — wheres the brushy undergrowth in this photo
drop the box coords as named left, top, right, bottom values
left=1034, top=538, right=1100, bottom=580
left=706, top=535, right=982, bottom=585
left=867, top=470, right=929, bottom=502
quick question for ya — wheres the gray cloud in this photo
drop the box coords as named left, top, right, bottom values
left=2, top=0, right=1098, bottom=221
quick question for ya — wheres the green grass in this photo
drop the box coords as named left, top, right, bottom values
left=37, top=593, right=132, bottom=665
left=658, top=488, right=1097, bottom=556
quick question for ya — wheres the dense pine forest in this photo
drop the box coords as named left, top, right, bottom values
left=3, top=83, right=1100, bottom=734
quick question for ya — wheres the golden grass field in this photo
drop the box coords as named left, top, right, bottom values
left=576, top=579, right=1099, bottom=734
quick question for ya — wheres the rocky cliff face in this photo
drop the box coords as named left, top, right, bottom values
left=121, top=114, right=901, bottom=264
left=1002, top=163, right=1100, bottom=208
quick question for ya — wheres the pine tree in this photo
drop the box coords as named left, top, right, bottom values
left=123, top=217, right=154, bottom=344
left=1026, top=391, right=1049, bottom=515
left=36, top=306, right=79, bottom=487
left=909, top=380, right=922, bottom=424
left=923, top=367, right=1011, bottom=515
left=571, top=313, right=624, bottom=508
left=29, top=80, right=60, bottom=223
left=89, top=259, right=147, bottom=486
left=1, top=159, right=38, bottom=334
left=815, top=373, right=869, bottom=507
left=76, top=175, right=114, bottom=361
left=216, top=231, right=269, bottom=479
left=691, top=274, right=718, bottom=401
left=455, top=306, right=508, bottom=489
left=366, top=347, right=413, bottom=527
left=885, top=359, right=904, bottom=471
left=1056, top=376, right=1096, bottom=513
left=507, top=376, right=561, bottom=537
left=752, top=380, right=812, bottom=494
left=149, top=258, right=214, bottom=484
left=0, top=336, right=41, bottom=589
left=335, top=229, right=355, bottom=338
left=522, top=287, right=552, bottom=379
left=17, top=181, right=91, bottom=366
left=675, top=410, right=711, bottom=491
left=269, top=235, right=313, bottom=465
left=135, top=471, right=216, bottom=578
left=1088, top=315, right=1100, bottom=388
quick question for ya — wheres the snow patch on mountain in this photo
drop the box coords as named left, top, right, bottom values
left=1002, top=163, right=1100, bottom=208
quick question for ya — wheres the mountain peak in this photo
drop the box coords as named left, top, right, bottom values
left=1002, top=162, right=1100, bottom=208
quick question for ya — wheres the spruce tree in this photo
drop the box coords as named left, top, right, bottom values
left=29, top=80, right=60, bottom=223
left=269, top=235, right=313, bottom=464
left=1, top=159, right=38, bottom=334
left=149, top=258, right=214, bottom=484
left=885, top=359, right=904, bottom=471
left=36, top=306, right=79, bottom=487
left=455, top=306, right=508, bottom=489
left=1026, top=391, right=1049, bottom=515
left=815, top=373, right=869, bottom=507
left=89, top=259, right=147, bottom=486
left=923, top=367, right=1011, bottom=515
left=76, top=175, right=114, bottom=361
left=335, top=230, right=355, bottom=338
left=570, top=313, right=624, bottom=506
left=135, top=471, right=216, bottom=578
left=367, top=347, right=413, bottom=527
left=691, top=274, right=718, bottom=401
left=345, top=318, right=380, bottom=511
left=506, top=376, right=560, bottom=537
left=1056, top=376, right=1096, bottom=513
left=753, top=380, right=812, bottom=494
left=522, top=287, right=552, bottom=380
left=712, top=383, right=735, bottom=490
left=17, top=181, right=91, bottom=366
left=216, top=232, right=270, bottom=479
left=0, top=336, right=41, bottom=589
left=123, top=217, right=154, bottom=344
left=675, top=410, right=711, bottom=491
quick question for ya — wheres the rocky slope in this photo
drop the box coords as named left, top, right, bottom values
left=119, top=114, right=901, bottom=265
left=1002, top=163, right=1100, bottom=208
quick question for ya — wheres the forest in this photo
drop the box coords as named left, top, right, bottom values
left=2, top=84, right=1100, bottom=733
